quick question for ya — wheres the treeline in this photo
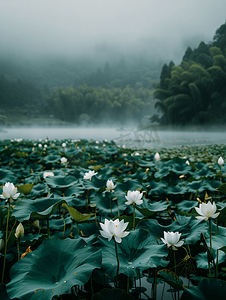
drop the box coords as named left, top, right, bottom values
left=44, top=84, right=154, bottom=125
left=0, top=55, right=160, bottom=125
left=0, top=75, right=44, bottom=115
left=153, top=22, right=226, bottom=125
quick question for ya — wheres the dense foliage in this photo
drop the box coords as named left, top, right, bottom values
left=0, top=56, right=160, bottom=125
left=44, top=85, right=155, bottom=125
left=1, top=138, right=226, bottom=299
left=154, top=22, right=226, bottom=126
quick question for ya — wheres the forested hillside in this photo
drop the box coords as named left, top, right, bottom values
left=0, top=56, right=160, bottom=126
left=44, top=84, right=154, bottom=125
left=153, top=22, right=226, bottom=126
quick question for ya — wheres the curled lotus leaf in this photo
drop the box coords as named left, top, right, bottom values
left=0, top=169, right=17, bottom=185
left=181, top=278, right=226, bottom=300
left=96, top=229, right=168, bottom=279
left=12, top=196, right=66, bottom=222
left=6, top=238, right=102, bottom=300
left=45, top=175, right=78, bottom=189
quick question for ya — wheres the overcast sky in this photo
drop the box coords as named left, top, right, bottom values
left=1, top=0, right=226, bottom=64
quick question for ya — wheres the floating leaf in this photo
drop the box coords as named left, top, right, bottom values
left=158, top=269, right=184, bottom=291
left=12, top=196, right=66, bottom=222
left=181, top=278, right=226, bottom=300
left=6, top=238, right=102, bottom=300
left=62, top=203, right=93, bottom=222
left=17, top=183, right=33, bottom=194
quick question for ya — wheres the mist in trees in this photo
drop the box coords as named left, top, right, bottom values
left=153, top=22, right=226, bottom=126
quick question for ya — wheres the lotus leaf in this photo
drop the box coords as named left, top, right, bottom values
left=6, top=238, right=102, bottom=300
left=96, top=229, right=168, bottom=279
left=45, top=175, right=78, bottom=189
left=181, top=278, right=226, bottom=300
left=12, top=197, right=66, bottom=221
left=0, top=169, right=17, bottom=185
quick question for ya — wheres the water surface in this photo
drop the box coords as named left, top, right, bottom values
left=1, top=127, right=226, bottom=148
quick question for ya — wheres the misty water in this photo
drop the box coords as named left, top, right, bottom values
left=1, top=127, right=226, bottom=148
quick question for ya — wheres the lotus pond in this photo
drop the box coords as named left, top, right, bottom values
left=1, top=138, right=226, bottom=300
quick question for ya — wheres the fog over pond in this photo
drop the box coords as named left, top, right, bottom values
left=1, top=127, right=226, bottom=149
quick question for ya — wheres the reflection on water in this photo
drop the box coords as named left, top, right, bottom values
left=1, top=127, right=226, bottom=148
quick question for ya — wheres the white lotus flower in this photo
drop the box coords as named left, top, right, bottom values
left=61, top=157, right=67, bottom=164
left=154, top=152, right=160, bottom=161
left=62, top=143, right=66, bottom=147
left=99, top=219, right=130, bottom=243
left=161, top=231, right=184, bottom=250
left=43, top=171, right=54, bottom=179
left=195, top=201, right=220, bottom=221
left=106, top=179, right=116, bottom=191
left=218, top=156, right=224, bottom=165
left=15, top=223, right=24, bottom=239
left=125, top=190, right=143, bottom=205
left=185, top=160, right=190, bottom=165
left=83, top=170, right=97, bottom=180
left=0, top=182, right=20, bottom=202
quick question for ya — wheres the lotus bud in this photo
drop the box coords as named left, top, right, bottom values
left=154, top=152, right=160, bottom=161
left=15, top=223, right=24, bottom=240
left=218, top=156, right=224, bottom=165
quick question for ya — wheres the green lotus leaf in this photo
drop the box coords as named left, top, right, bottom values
left=83, top=176, right=107, bottom=192
left=196, top=250, right=226, bottom=270
left=28, top=183, right=50, bottom=199
left=12, top=197, right=66, bottom=222
left=96, top=229, right=168, bottom=279
left=217, top=182, right=226, bottom=194
left=186, top=181, right=205, bottom=193
left=193, top=167, right=214, bottom=180
left=45, top=175, right=78, bottom=189
left=167, top=184, right=187, bottom=195
left=64, top=183, right=84, bottom=197
left=136, top=199, right=168, bottom=217
left=6, top=238, right=102, bottom=300
left=91, top=288, right=135, bottom=300
left=181, top=278, right=226, bottom=300
left=177, top=200, right=198, bottom=212
left=0, top=169, right=17, bottom=185
left=147, top=180, right=168, bottom=195
left=17, top=183, right=33, bottom=194
left=158, top=269, right=184, bottom=291
left=136, top=159, right=155, bottom=167
left=114, top=179, right=144, bottom=198
left=206, top=235, right=226, bottom=251
left=49, top=216, right=72, bottom=231
left=170, top=163, right=192, bottom=175
left=201, top=180, right=222, bottom=192
left=63, top=148, right=82, bottom=157
left=90, top=193, right=126, bottom=217
left=154, top=166, right=170, bottom=178
left=62, top=203, right=93, bottom=222
left=43, top=154, right=61, bottom=164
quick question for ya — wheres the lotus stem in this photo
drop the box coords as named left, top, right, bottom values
left=133, top=204, right=135, bottom=229
left=1, top=202, right=10, bottom=284
left=114, top=239, right=120, bottom=288
left=110, top=191, right=113, bottom=218
left=17, top=240, right=20, bottom=261
left=173, top=250, right=177, bottom=275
